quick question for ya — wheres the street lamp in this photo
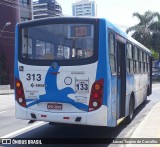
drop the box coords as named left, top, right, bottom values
left=0, top=22, right=11, bottom=38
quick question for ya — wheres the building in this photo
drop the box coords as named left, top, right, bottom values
left=0, top=0, right=32, bottom=88
left=0, top=0, right=20, bottom=88
left=19, top=0, right=32, bottom=22
left=33, top=0, right=62, bottom=19
left=72, top=0, right=97, bottom=17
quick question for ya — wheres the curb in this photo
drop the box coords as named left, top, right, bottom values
left=0, top=90, right=14, bottom=95
left=0, top=93, right=14, bottom=95
left=131, top=101, right=160, bottom=138
left=126, top=101, right=160, bottom=147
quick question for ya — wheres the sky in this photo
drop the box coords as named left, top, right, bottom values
left=57, top=0, right=160, bottom=30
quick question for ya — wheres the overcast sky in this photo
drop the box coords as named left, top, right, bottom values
left=57, top=0, right=160, bottom=30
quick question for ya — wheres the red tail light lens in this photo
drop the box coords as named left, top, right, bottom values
left=89, top=79, right=104, bottom=112
left=93, top=93, right=99, bottom=99
left=15, top=78, right=26, bottom=107
left=17, top=90, right=22, bottom=95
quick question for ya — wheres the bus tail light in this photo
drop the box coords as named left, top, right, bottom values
left=89, top=79, right=104, bottom=112
left=15, top=78, right=26, bottom=107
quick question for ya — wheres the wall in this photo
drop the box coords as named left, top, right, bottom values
left=0, top=0, right=20, bottom=88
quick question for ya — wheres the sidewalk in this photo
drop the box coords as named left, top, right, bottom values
left=127, top=101, right=160, bottom=147
left=0, top=85, right=14, bottom=95
left=0, top=89, right=14, bottom=95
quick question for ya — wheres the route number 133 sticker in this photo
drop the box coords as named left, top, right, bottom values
left=75, top=80, right=89, bottom=93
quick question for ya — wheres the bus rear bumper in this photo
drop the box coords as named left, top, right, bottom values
left=86, top=105, right=107, bottom=126
left=15, top=102, right=107, bottom=126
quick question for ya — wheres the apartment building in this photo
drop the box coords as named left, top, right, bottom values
left=72, top=0, right=97, bottom=17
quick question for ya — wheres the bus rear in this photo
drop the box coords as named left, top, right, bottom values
left=14, top=18, right=108, bottom=126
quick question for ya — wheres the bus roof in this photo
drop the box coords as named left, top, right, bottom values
left=18, top=17, right=151, bottom=54
left=103, top=18, right=151, bottom=53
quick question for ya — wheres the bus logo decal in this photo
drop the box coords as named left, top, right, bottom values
left=31, top=83, right=34, bottom=88
left=19, top=66, right=24, bottom=71
left=30, top=83, right=45, bottom=88
left=51, top=62, right=58, bottom=70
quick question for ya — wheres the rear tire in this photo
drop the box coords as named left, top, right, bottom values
left=126, top=96, right=134, bottom=124
left=144, top=86, right=148, bottom=102
left=147, top=85, right=150, bottom=96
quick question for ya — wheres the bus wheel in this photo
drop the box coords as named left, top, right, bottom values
left=126, top=97, right=134, bottom=124
left=144, top=86, right=148, bottom=102
left=147, top=85, right=150, bottom=96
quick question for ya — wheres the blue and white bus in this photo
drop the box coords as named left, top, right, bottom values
left=14, top=17, right=152, bottom=127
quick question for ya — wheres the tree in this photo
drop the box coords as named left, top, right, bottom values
left=150, top=48, right=159, bottom=60
left=150, top=12, right=160, bottom=60
left=126, top=11, right=158, bottom=48
left=0, top=52, right=8, bottom=85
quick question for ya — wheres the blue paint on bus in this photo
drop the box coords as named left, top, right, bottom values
left=27, top=65, right=88, bottom=111
left=14, top=24, right=20, bottom=79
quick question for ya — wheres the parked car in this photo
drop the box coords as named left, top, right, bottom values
left=152, top=71, right=160, bottom=80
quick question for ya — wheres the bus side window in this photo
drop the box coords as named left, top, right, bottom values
left=109, top=32, right=116, bottom=74
left=127, top=43, right=133, bottom=73
left=134, top=46, right=138, bottom=73
left=146, top=54, right=149, bottom=72
left=143, top=52, right=146, bottom=73
left=139, top=50, right=142, bottom=73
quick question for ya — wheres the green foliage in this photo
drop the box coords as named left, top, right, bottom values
left=127, top=11, right=160, bottom=53
left=0, top=53, right=6, bottom=68
left=0, top=52, right=8, bottom=85
left=150, top=49, right=159, bottom=60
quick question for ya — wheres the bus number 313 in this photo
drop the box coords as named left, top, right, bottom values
left=26, top=73, right=41, bottom=81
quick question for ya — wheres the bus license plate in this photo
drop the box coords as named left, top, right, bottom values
left=47, top=103, right=62, bottom=110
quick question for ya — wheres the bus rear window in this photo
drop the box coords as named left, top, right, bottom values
left=21, top=24, right=94, bottom=61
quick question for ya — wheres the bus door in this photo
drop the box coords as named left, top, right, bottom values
left=149, top=56, right=152, bottom=95
left=116, top=36, right=126, bottom=118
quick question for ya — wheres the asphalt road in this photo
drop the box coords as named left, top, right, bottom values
left=0, top=83, right=160, bottom=147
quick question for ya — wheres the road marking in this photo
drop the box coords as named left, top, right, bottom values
left=0, top=111, right=8, bottom=114
left=0, top=122, right=46, bottom=138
